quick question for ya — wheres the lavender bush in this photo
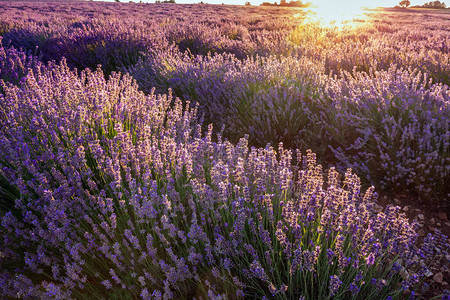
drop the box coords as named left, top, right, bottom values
left=0, top=2, right=449, bottom=298
left=2, top=19, right=166, bottom=75
left=129, top=48, right=449, bottom=200
left=0, top=37, right=41, bottom=86
left=127, top=50, right=328, bottom=152
left=325, top=66, right=449, bottom=199
left=165, top=22, right=252, bottom=58
left=287, top=20, right=450, bottom=86
left=43, top=21, right=162, bottom=75
left=0, top=55, right=448, bottom=299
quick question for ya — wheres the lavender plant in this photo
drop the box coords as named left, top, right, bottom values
left=2, top=20, right=166, bottom=75
left=0, top=3, right=449, bottom=298
left=128, top=50, right=329, bottom=153
left=288, top=20, right=450, bottom=85
left=165, top=22, right=251, bottom=58
left=45, top=21, right=166, bottom=75
left=325, top=66, right=449, bottom=200
left=0, top=37, right=41, bottom=86
left=0, top=59, right=448, bottom=299
left=129, top=48, right=449, bottom=200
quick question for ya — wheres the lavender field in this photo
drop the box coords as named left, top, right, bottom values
left=0, top=1, right=449, bottom=299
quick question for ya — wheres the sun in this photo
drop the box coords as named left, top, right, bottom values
left=306, top=0, right=367, bottom=27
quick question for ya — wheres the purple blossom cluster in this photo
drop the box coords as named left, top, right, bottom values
left=129, top=48, right=448, bottom=199
left=325, top=67, right=449, bottom=198
left=1, top=4, right=448, bottom=200
left=0, top=45, right=448, bottom=299
left=288, top=19, right=449, bottom=85
left=0, top=2, right=302, bottom=73
left=0, top=1, right=449, bottom=299
left=127, top=50, right=327, bottom=149
left=0, top=38, right=41, bottom=86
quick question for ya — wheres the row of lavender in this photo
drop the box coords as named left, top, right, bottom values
left=129, top=48, right=449, bottom=200
left=0, top=41, right=448, bottom=299
left=1, top=2, right=448, bottom=201
left=2, top=3, right=449, bottom=83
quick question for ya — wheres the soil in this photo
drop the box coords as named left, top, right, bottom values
left=377, top=191, right=450, bottom=299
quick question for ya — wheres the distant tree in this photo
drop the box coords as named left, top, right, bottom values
left=426, top=0, right=446, bottom=8
left=260, top=0, right=309, bottom=7
left=287, top=0, right=309, bottom=7
left=245, top=1, right=251, bottom=5
left=399, top=0, right=410, bottom=7
left=115, top=0, right=120, bottom=2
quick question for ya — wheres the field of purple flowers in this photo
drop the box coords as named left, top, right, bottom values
left=0, top=1, right=449, bottom=299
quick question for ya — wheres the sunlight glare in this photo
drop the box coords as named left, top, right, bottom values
left=306, top=0, right=367, bottom=27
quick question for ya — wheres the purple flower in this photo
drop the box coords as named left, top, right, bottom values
left=366, top=252, right=376, bottom=265
left=348, top=282, right=360, bottom=295
left=329, top=275, right=342, bottom=296
left=101, top=280, right=112, bottom=290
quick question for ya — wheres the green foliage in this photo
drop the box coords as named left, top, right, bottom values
left=399, top=0, right=411, bottom=8
left=421, top=0, right=447, bottom=8
left=260, top=0, right=309, bottom=7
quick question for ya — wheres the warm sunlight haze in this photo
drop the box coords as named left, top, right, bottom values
left=306, top=0, right=368, bottom=26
